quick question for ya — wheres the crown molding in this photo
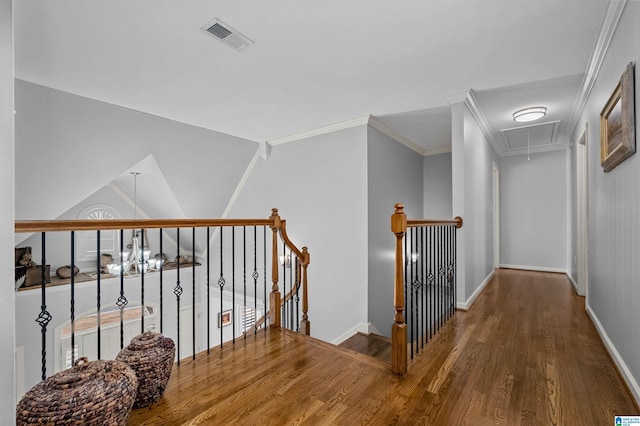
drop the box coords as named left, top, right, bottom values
left=464, top=90, right=504, bottom=156
left=267, top=116, right=369, bottom=146
left=424, top=147, right=452, bottom=157
left=367, top=116, right=427, bottom=156
left=567, top=0, right=628, bottom=138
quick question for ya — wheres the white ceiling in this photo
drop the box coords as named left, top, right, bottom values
left=14, top=0, right=610, bottom=155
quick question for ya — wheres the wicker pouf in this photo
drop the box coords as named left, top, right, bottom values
left=16, top=358, right=137, bottom=426
left=116, top=331, right=175, bottom=408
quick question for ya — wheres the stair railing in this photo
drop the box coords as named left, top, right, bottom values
left=14, top=208, right=309, bottom=394
left=391, top=203, right=462, bottom=375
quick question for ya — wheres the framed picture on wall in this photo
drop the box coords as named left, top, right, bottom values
left=600, top=61, right=636, bottom=172
left=218, top=309, right=232, bottom=328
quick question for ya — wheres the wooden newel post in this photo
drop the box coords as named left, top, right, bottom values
left=391, top=203, right=408, bottom=375
left=300, top=246, right=311, bottom=336
left=270, top=208, right=281, bottom=328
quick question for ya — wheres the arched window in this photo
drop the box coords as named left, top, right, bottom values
left=76, top=204, right=121, bottom=261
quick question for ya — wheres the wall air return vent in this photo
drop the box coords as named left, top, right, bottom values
left=201, top=18, right=254, bottom=51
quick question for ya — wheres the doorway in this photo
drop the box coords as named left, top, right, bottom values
left=576, top=127, right=588, bottom=296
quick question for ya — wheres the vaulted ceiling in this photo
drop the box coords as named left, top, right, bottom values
left=14, top=0, right=611, bottom=155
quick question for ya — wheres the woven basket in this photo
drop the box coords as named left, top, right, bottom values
left=16, top=357, right=137, bottom=426
left=116, top=331, right=175, bottom=408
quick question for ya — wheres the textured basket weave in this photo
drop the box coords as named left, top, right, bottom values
left=16, top=357, right=137, bottom=426
left=116, top=331, right=175, bottom=408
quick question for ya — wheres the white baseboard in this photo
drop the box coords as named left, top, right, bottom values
left=500, top=264, right=567, bottom=274
left=566, top=273, right=579, bottom=294
left=457, top=270, right=495, bottom=311
left=331, top=322, right=375, bottom=345
left=586, top=304, right=640, bottom=407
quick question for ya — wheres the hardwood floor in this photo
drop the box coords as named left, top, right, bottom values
left=128, top=269, right=638, bottom=425
left=339, top=332, right=392, bottom=363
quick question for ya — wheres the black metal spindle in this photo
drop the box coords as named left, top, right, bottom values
left=263, top=226, right=267, bottom=329
left=36, top=232, right=51, bottom=380
left=232, top=227, right=236, bottom=343
left=409, top=227, right=414, bottom=358
left=289, top=248, right=294, bottom=330
left=453, top=226, right=457, bottom=316
left=70, top=231, right=76, bottom=366
left=253, top=226, right=258, bottom=335
left=430, top=226, right=434, bottom=339
left=175, top=228, right=183, bottom=365
left=218, top=227, right=225, bottom=347
left=117, top=229, right=127, bottom=350
left=96, top=230, right=102, bottom=360
left=159, top=228, right=164, bottom=333
left=282, top=241, right=286, bottom=329
left=421, top=226, right=425, bottom=349
left=192, top=227, right=196, bottom=360
left=243, top=226, right=247, bottom=337
left=295, top=256, right=300, bottom=332
left=207, top=226, right=210, bottom=352
left=141, top=229, right=145, bottom=333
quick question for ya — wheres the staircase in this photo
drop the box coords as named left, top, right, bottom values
left=338, top=332, right=392, bottom=364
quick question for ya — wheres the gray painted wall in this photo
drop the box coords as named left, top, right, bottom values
left=500, top=150, right=567, bottom=270
left=367, top=126, right=423, bottom=337
left=1, top=0, right=16, bottom=419
left=228, top=127, right=369, bottom=343
left=570, top=2, right=640, bottom=402
left=15, top=80, right=257, bottom=221
left=423, top=153, right=452, bottom=218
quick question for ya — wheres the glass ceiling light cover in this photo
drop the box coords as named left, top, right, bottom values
left=512, top=106, right=547, bottom=122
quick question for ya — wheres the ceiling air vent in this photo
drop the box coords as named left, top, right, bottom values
left=201, top=18, right=254, bottom=51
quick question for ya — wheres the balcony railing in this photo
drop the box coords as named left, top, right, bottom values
left=14, top=208, right=309, bottom=394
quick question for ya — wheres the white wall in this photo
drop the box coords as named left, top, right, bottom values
left=0, top=0, right=16, bottom=420
left=570, top=1, right=640, bottom=403
left=500, top=150, right=568, bottom=271
left=367, top=126, right=423, bottom=337
left=227, top=127, right=369, bottom=343
left=423, top=153, right=452, bottom=218
left=15, top=80, right=258, bottom=221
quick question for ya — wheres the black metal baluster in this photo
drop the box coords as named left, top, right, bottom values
left=218, top=227, right=225, bottom=347
left=289, top=249, right=294, bottom=330
left=207, top=226, right=210, bottom=352
left=192, top=227, right=196, bottom=360
left=36, top=232, right=51, bottom=380
left=96, top=230, right=101, bottom=360
left=409, top=227, right=414, bottom=357
left=159, top=228, right=164, bottom=333
left=243, top=226, right=247, bottom=337
left=252, top=226, right=258, bottom=335
left=263, top=226, right=267, bottom=329
left=141, top=228, right=145, bottom=333
left=282, top=242, right=286, bottom=329
left=232, top=227, right=236, bottom=343
left=453, top=225, right=457, bottom=317
left=421, top=226, right=426, bottom=349
left=429, top=226, right=434, bottom=340
left=70, top=231, right=76, bottom=366
left=295, top=256, right=300, bottom=332
left=117, top=229, right=127, bottom=350
left=175, top=228, right=183, bottom=365
left=439, top=226, right=444, bottom=331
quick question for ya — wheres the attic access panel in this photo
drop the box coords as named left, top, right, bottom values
left=500, top=121, right=560, bottom=150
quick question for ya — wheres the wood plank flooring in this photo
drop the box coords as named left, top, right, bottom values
left=128, top=269, right=638, bottom=425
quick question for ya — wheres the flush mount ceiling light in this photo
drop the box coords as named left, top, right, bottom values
left=512, top=106, right=547, bottom=123
left=201, top=18, right=254, bottom=51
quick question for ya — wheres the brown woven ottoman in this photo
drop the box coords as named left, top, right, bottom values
left=16, top=357, right=137, bottom=425
left=116, top=331, right=176, bottom=408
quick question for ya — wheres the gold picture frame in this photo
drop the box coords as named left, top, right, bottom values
left=218, top=309, right=232, bottom=328
left=600, top=61, right=636, bottom=172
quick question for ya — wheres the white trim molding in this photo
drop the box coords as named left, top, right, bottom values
left=457, top=270, right=494, bottom=311
left=500, top=264, right=567, bottom=274
left=568, top=0, right=628, bottom=138
left=330, top=322, right=377, bottom=345
left=587, top=304, right=640, bottom=407
left=268, top=116, right=369, bottom=146
left=566, top=273, right=579, bottom=295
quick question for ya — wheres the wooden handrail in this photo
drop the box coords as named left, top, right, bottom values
left=407, top=216, right=463, bottom=228
left=15, top=218, right=274, bottom=233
